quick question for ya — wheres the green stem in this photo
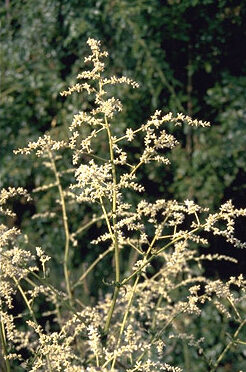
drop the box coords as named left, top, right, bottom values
left=49, top=151, right=72, bottom=303
left=71, top=214, right=105, bottom=240
left=108, top=222, right=168, bottom=368
left=110, top=275, right=140, bottom=370
left=13, top=277, right=37, bottom=324
left=103, top=286, right=120, bottom=336
left=0, top=316, right=11, bottom=372
left=80, top=151, right=108, bottom=163
left=129, top=160, right=144, bottom=177
left=102, top=109, right=120, bottom=336
left=210, top=319, right=246, bottom=372
left=122, top=224, right=203, bottom=286
left=72, top=246, right=113, bottom=289
left=13, top=277, right=53, bottom=372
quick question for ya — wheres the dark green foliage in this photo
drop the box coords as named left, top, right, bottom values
left=1, top=0, right=246, bottom=200
left=1, top=3, right=246, bottom=368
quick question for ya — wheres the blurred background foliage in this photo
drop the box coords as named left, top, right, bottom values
left=1, top=0, right=246, bottom=289
left=1, top=1, right=246, bottom=369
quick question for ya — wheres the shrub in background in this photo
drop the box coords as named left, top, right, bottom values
left=1, top=39, right=246, bottom=372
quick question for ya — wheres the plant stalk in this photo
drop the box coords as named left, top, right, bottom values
left=103, top=110, right=121, bottom=336
left=49, top=151, right=72, bottom=302
left=0, top=316, right=11, bottom=372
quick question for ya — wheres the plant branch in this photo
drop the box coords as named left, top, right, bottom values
left=49, top=151, right=72, bottom=303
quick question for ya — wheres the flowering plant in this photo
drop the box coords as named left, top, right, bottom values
left=1, top=39, right=246, bottom=372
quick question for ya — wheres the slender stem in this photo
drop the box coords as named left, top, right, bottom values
left=102, top=106, right=120, bottom=336
left=129, top=160, right=144, bottom=177
left=115, top=126, right=144, bottom=144
left=27, top=270, right=81, bottom=314
left=0, top=250, right=80, bottom=320
left=210, top=319, right=246, bottom=372
left=13, top=277, right=53, bottom=372
left=227, top=296, right=242, bottom=321
left=127, top=241, right=143, bottom=255
left=80, top=151, right=108, bottom=163
left=16, top=287, right=55, bottom=370
left=49, top=151, right=72, bottom=302
left=135, top=292, right=208, bottom=366
left=108, top=223, right=169, bottom=368
left=110, top=275, right=140, bottom=370
left=108, top=222, right=168, bottom=367
left=100, top=196, right=115, bottom=243
left=135, top=311, right=179, bottom=365
left=13, top=277, right=37, bottom=324
left=105, top=114, right=120, bottom=281
left=103, top=286, right=120, bottom=336
left=71, top=214, right=105, bottom=239
left=122, top=224, right=203, bottom=286
left=0, top=316, right=11, bottom=372
left=72, top=246, right=113, bottom=289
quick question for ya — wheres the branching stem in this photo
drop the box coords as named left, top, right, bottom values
left=210, top=319, right=246, bottom=372
left=102, top=96, right=121, bottom=335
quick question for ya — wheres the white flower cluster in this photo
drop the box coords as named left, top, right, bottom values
left=1, top=38, right=245, bottom=372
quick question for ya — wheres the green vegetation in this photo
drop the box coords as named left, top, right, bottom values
left=1, top=1, right=246, bottom=206
left=1, top=37, right=246, bottom=372
left=1, top=1, right=246, bottom=370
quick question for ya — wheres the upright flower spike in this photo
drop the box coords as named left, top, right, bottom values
left=2, top=38, right=246, bottom=371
